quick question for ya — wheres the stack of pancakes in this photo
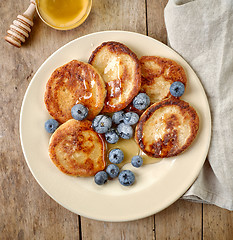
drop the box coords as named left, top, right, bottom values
left=44, top=41, right=199, bottom=177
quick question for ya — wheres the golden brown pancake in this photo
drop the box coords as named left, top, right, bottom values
left=49, top=119, right=106, bottom=177
left=140, top=56, right=187, bottom=103
left=44, top=60, right=106, bottom=123
left=135, top=98, right=199, bottom=158
left=89, top=41, right=141, bottom=113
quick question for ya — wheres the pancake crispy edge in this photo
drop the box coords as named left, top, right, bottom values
left=89, top=41, right=141, bottom=113
left=49, top=119, right=106, bottom=177
left=135, top=98, right=199, bottom=158
left=44, top=60, right=106, bottom=123
left=140, top=56, right=187, bottom=103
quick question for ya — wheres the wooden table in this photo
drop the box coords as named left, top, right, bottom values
left=1, top=0, right=232, bottom=239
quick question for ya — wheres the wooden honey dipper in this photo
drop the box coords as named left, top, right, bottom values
left=5, top=0, right=37, bottom=48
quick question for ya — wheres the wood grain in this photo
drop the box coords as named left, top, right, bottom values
left=146, top=0, right=168, bottom=43
left=87, top=0, right=146, bottom=34
left=81, top=217, right=155, bottom=240
left=155, top=200, right=202, bottom=240
left=203, top=204, right=233, bottom=240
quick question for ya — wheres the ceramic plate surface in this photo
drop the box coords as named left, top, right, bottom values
left=20, top=31, right=211, bottom=222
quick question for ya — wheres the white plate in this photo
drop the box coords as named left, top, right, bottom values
left=20, top=31, right=211, bottom=222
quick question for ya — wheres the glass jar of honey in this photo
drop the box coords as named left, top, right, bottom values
left=36, top=0, right=92, bottom=30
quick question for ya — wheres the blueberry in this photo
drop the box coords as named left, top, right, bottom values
left=117, top=123, right=133, bottom=139
left=131, top=156, right=143, bottom=168
left=71, top=104, right=88, bottom=120
left=170, top=81, right=185, bottom=97
left=105, top=129, right=119, bottom=144
left=133, top=93, right=150, bottom=110
left=45, top=119, right=59, bottom=133
left=123, top=112, right=139, bottom=125
left=94, top=171, right=108, bottom=185
left=118, top=170, right=135, bottom=186
left=92, top=115, right=112, bottom=134
left=109, top=148, right=124, bottom=164
left=106, top=164, right=120, bottom=178
left=112, top=111, right=124, bottom=124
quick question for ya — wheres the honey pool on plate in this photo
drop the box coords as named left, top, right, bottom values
left=107, top=138, right=161, bottom=168
left=36, top=0, right=92, bottom=30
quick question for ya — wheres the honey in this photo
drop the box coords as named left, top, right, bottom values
left=107, top=138, right=161, bottom=168
left=36, top=0, right=92, bottom=30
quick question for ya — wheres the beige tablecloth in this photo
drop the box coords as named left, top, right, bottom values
left=164, top=0, right=233, bottom=210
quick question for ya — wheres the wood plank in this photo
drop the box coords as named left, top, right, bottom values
left=81, top=217, right=155, bottom=240
left=155, top=200, right=202, bottom=240
left=146, top=0, right=168, bottom=43
left=87, top=0, right=146, bottom=34
left=203, top=204, right=233, bottom=240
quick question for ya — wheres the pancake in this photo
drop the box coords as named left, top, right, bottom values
left=44, top=60, right=106, bottom=123
left=135, top=98, right=199, bottom=158
left=140, top=56, right=187, bottom=103
left=49, top=119, right=106, bottom=177
left=89, top=41, right=141, bottom=113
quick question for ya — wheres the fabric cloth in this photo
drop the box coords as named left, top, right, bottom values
left=164, top=0, right=233, bottom=210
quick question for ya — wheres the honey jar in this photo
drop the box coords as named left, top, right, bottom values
left=36, top=0, right=92, bottom=30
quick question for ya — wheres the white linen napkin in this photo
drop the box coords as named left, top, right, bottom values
left=164, top=0, right=233, bottom=210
